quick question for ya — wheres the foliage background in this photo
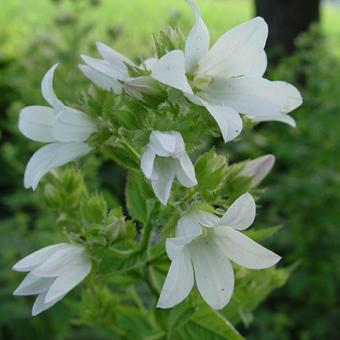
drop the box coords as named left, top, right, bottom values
left=1, top=0, right=340, bottom=339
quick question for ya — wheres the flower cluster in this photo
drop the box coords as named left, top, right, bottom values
left=13, top=0, right=302, bottom=316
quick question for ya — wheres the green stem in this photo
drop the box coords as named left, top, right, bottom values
left=181, top=188, right=199, bottom=206
left=117, top=130, right=140, bottom=161
left=144, top=265, right=160, bottom=297
left=109, top=247, right=135, bottom=257
left=146, top=251, right=167, bottom=265
left=139, top=220, right=153, bottom=253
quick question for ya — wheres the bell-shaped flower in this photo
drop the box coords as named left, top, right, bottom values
left=150, top=0, right=302, bottom=142
left=141, top=131, right=197, bottom=205
left=240, top=154, right=275, bottom=187
left=19, top=64, right=96, bottom=190
left=13, top=243, right=91, bottom=316
left=79, top=42, right=159, bottom=98
left=157, top=192, right=281, bottom=309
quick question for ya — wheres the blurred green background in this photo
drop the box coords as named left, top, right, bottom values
left=1, top=0, right=340, bottom=339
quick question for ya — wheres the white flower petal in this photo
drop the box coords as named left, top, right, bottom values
left=252, top=113, right=297, bottom=128
left=202, top=101, right=243, bottom=143
left=151, top=50, right=193, bottom=94
left=96, top=42, right=134, bottom=67
left=149, top=131, right=183, bottom=156
left=143, top=57, right=158, bottom=70
left=167, top=210, right=219, bottom=260
left=184, top=92, right=204, bottom=106
left=81, top=55, right=127, bottom=81
left=271, top=80, right=303, bottom=113
left=18, top=106, right=56, bottom=143
left=198, top=17, right=268, bottom=79
left=32, top=244, right=84, bottom=278
left=184, top=0, right=210, bottom=73
left=248, top=50, right=267, bottom=77
left=195, top=210, right=220, bottom=228
left=45, top=251, right=91, bottom=303
left=13, top=273, right=54, bottom=296
left=32, top=291, right=65, bottom=316
left=52, top=107, right=96, bottom=142
left=176, top=153, right=197, bottom=187
left=240, top=154, right=275, bottom=187
left=41, top=64, right=63, bottom=110
left=201, top=77, right=303, bottom=118
left=190, top=238, right=234, bottom=309
left=157, top=248, right=194, bottom=309
left=141, top=146, right=156, bottom=179
left=176, top=212, right=203, bottom=238
left=12, top=244, right=67, bottom=272
left=166, top=235, right=198, bottom=261
left=151, top=158, right=176, bottom=205
left=214, top=226, right=281, bottom=269
left=79, top=64, right=122, bottom=93
left=24, top=142, right=91, bottom=190
left=219, top=192, right=256, bottom=230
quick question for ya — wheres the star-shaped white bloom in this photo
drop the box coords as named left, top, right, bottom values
left=150, top=0, right=303, bottom=142
left=79, top=42, right=159, bottom=99
left=157, top=193, right=281, bottom=309
left=13, top=243, right=91, bottom=316
left=19, top=64, right=96, bottom=190
left=141, top=131, right=197, bottom=205
left=240, top=154, right=275, bottom=187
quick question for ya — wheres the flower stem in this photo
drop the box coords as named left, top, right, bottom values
left=117, top=130, right=140, bottom=161
left=139, top=220, right=153, bottom=253
left=144, top=265, right=160, bottom=297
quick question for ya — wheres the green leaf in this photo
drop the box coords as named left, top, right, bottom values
left=111, top=110, right=143, bottom=129
left=96, top=249, right=147, bottom=275
left=126, top=172, right=156, bottom=223
left=102, top=140, right=140, bottom=170
left=222, top=266, right=290, bottom=326
left=178, top=305, right=243, bottom=340
left=168, top=303, right=196, bottom=332
left=115, top=305, right=156, bottom=338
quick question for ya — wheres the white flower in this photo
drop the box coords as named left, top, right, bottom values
left=13, top=243, right=91, bottom=316
left=19, top=64, right=96, bottom=190
left=141, top=131, right=197, bottom=205
left=157, top=193, right=280, bottom=309
left=79, top=42, right=159, bottom=99
left=150, top=0, right=303, bottom=142
left=240, top=154, right=275, bottom=187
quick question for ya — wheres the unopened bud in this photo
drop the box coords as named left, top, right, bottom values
left=81, top=194, right=107, bottom=223
left=240, top=154, right=275, bottom=187
left=124, top=76, right=160, bottom=100
left=104, top=214, right=135, bottom=242
left=44, top=183, right=63, bottom=209
left=164, top=26, right=185, bottom=50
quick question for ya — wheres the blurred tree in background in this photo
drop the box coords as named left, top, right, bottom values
left=255, top=0, right=320, bottom=62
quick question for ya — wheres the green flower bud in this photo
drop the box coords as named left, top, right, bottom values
left=80, top=194, right=108, bottom=224
left=103, top=209, right=136, bottom=242
left=44, top=183, right=63, bottom=209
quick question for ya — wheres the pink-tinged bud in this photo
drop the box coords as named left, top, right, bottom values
left=240, top=154, right=275, bottom=187
left=124, top=76, right=160, bottom=100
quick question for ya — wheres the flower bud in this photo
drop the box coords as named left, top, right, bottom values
left=81, top=194, right=107, bottom=224
left=103, top=210, right=135, bottom=242
left=44, top=183, right=63, bottom=209
left=124, top=76, right=160, bottom=100
left=240, top=154, right=275, bottom=187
